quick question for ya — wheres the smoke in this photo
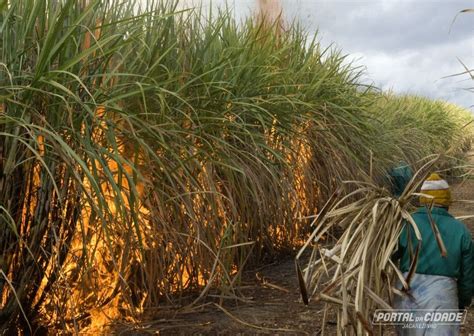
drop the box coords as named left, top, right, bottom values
left=258, top=0, right=283, bottom=23
left=257, top=0, right=284, bottom=31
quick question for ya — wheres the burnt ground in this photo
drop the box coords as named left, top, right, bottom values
left=109, top=154, right=474, bottom=336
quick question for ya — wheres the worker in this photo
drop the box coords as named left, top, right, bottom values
left=393, top=173, right=473, bottom=335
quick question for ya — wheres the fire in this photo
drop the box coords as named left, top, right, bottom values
left=1, top=1, right=317, bottom=333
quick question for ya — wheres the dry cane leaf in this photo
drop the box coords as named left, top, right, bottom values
left=295, top=260, right=309, bottom=305
left=425, top=206, right=448, bottom=257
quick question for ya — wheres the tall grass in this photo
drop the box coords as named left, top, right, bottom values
left=0, top=0, right=472, bottom=332
left=369, top=94, right=473, bottom=170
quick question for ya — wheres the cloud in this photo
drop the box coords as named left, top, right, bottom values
left=285, top=0, right=473, bottom=52
left=284, top=0, right=474, bottom=109
left=343, top=34, right=473, bottom=105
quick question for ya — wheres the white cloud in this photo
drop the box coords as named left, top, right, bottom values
left=345, top=36, right=474, bottom=107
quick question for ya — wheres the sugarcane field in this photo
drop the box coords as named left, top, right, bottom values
left=1, top=0, right=474, bottom=335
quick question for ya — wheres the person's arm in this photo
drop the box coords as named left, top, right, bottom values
left=458, top=234, right=473, bottom=309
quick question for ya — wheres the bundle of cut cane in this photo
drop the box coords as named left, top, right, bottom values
left=295, top=155, right=447, bottom=335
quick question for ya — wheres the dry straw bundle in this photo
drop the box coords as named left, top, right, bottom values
left=295, top=155, right=448, bottom=335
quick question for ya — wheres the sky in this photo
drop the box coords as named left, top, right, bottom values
left=180, top=0, right=474, bottom=110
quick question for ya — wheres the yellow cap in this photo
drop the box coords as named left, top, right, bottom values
left=419, top=173, right=451, bottom=207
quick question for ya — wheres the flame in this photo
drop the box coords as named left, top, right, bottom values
left=266, top=118, right=318, bottom=247
left=25, top=106, right=318, bottom=333
left=9, top=2, right=319, bottom=332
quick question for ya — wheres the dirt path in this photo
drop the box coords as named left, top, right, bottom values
left=115, top=253, right=332, bottom=335
left=118, top=154, right=474, bottom=335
